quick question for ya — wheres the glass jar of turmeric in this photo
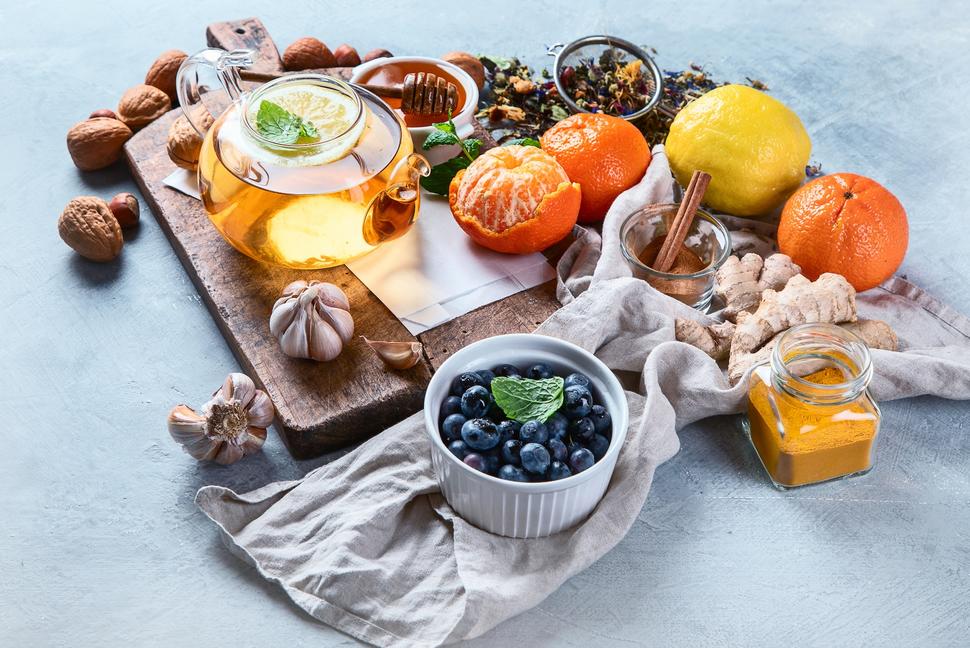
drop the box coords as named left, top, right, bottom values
left=743, top=323, right=881, bottom=489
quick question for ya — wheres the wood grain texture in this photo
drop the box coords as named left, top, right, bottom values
left=205, top=18, right=284, bottom=73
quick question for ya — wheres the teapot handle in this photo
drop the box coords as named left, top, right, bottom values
left=176, top=48, right=253, bottom=136
left=362, top=153, right=432, bottom=245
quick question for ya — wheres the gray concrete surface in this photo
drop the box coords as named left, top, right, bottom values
left=3, top=1, right=969, bottom=646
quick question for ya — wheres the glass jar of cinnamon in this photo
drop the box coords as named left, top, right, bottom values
left=619, top=203, right=731, bottom=311
left=743, top=323, right=881, bottom=489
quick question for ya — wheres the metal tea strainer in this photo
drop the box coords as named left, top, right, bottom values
left=548, top=34, right=663, bottom=121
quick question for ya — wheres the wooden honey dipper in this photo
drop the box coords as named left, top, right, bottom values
left=239, top=69, right=459, bottom=116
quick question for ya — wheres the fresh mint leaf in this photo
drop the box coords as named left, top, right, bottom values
left=256, top=100, right=301, bottom=145
left=504, top=137, right=541, bottom=148
left=299, top=119, right=318, bottom=139
left=462, top=138, right=482, bottom=158
left=423, top=128, right=460, bottom=150
left=491, top=376, right=564, bottom=423
left=420, top=155, right=471, bottom=196
left=433, top=119, right=458, bottom=136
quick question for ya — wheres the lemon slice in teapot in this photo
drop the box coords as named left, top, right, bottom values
left=247, top=82, right=366, bottom=167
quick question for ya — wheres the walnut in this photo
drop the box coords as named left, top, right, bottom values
left=441, top=51, right=485, bottom=90
left=363, top=48, right=393, bottom=62
left=145, top=49, right=188, bottom=102
left=166, top=109, right=214, bottom=170
left=283, top=37, right=336, bottom=70
left=58, top=197, right=123, bottom=262
left=333, top=44, right=361, bottom=67
left=117, top=84, right=171, bottom=130
left=66, top=117, right=132, bottom=171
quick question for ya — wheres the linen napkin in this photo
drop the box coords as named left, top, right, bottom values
left=196, top=146, right=970, bottom=647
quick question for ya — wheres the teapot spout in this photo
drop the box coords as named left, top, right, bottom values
left=362, top=153, right=431, bottom=245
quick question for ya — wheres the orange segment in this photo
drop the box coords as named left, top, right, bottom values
left=448, top=145, right=581, bottom=254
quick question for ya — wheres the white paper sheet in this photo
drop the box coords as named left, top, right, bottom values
left=162, top=169, right=555, bottom=335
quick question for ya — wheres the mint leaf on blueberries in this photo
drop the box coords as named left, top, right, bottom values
left=504, top=137, right=540, bottom=148
left=491, top=376, right=565, bottom=423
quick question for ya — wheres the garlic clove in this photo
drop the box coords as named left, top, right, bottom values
left=361, top=336, right=424, bottom=370
left=167, top=404, right=219, bottom=461
left=309, top=314, right=344, bottom=362
left=246, top=389, right=275, bottom=428
left=320, top=303, right=355, bottom=345
left=219, top=372, right=257, bottom=408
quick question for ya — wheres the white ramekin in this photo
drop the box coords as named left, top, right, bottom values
left=423, top=334, right=629, bottom=538
left=350, top=56, right=480, bottom=165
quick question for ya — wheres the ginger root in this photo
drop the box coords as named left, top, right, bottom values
left=731, top=273, right=857, bottom=356
left=727, top=319, right=899, bottom=384
left=716, top=253, right=801, bottom=321
left=675, top=319, right=735, bottom=360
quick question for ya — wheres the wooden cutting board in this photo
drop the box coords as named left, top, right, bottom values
left=124, top=18, right=561, bottom=458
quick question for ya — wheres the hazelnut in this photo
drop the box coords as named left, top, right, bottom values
left=109, top=192, right=140, bottom=228
left=362, top=48, right=393, bottom=63
left=166, top=110, right=213, bottom=170
left=441, top=51, right=485, bottom=90
left=58, top=197, right=123, bottom=262
left=333, top=44, right=361, bottom=67
left=89, top=109, right=118, bottom=120
left=283, top=37, right=336, bottom=70
left=145, top=49, right=188, bottom=103
left=117, top=84, right=171, bottom=130
left=66, top=118, right=132, bottom=171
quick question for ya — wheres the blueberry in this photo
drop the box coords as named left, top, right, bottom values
left=482, top=451, right=501, bottom=475
left=525, top=363, right=554, bottom=379
left=589, top=404, right=612, bottom=436
left=447, top=440, right=469, bottom=459
left=486, top=402, right=507, bottom=423
left=440, top=395, right=462, bottom=420
left=461, top=418, right=500, bottom=451
left=547, top=437, right=568, bottom=463
left=451, top=372, right=484, bottom=396
left=520, top=442, right=551, bottom=475
left=441, top=413, right=467, bottom=441
left=477, top=369, right=496, bottom=388
left=460, top=385, right=492, bottom=418
left=569, top=448, right=595, bottom=473
left=498, top=464, right=529, bottom=482
left=564, top=372, right=591, bottom=390
left=463, top=453, right=486, bottom=472
left=588, top=433, right=610, bottom=460
left=568, top=416, right=595, bottom=444
left=492, top=363, right=521, bottom=378
left=501, top=439, right=522, bottom=466
left=497, top=420, right=520, bottom=444
left=561, top=385, right=593, bottom=419
left=519, top=420, right=549, bottom=445
left=546, top=412, right=569, bottom=440
left=548, top=461, right=572, bottom=480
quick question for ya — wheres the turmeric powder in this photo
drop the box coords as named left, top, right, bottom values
left=746, top=363, right=881, bottom=489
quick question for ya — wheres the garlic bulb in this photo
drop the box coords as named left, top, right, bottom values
left=362, top=336, right=423, bottom=370
left=269, top=280, right=354, bottom=362
left=167, top=373, right=274, bottom=465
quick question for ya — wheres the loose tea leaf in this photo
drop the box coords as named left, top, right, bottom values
left=491, top=376, right=565, bottom=423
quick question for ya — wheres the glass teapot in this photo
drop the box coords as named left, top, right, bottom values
left=176, top=48, right=429, bottom=269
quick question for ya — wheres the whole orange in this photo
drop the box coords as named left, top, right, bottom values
left=777, top=173, right=908, bottom=292
left=448, top=145, right=581, bottom=254
left=540, top=113, right=651, bottom=223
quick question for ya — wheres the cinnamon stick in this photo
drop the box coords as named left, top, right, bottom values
left=653, top=170, right=712, bottom=273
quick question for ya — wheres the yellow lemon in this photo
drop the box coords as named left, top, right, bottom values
left=665, top=84, right=811, bottom=216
